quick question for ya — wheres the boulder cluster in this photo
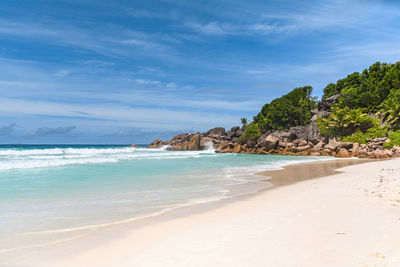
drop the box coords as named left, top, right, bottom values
left=147, top=94, right=400, bottom=158
left=147, top=126, right=400, bottom=158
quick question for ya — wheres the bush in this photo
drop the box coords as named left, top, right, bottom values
left=254, top=86, right=317, bottom=131
left=342, top=126, right=388, bottom=144
left=238, top=124, right=261, bottom=144
left=383, top=131, right=400, bottom=149
left=316, top=107, right=376, bottom=137
left=323, top=62, right=400, bottom=112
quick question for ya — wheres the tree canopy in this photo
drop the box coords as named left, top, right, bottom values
left=253, top=86, right=316, bottom=131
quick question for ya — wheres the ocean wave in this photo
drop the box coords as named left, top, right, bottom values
left=0, top=146, right=218, bottom=170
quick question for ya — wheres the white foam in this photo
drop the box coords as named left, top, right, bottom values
left=0, top=146, right=217, bottom=171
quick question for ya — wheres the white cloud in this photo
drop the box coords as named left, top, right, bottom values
left=134, top=79, right=161, bottom=85
left=166, top=82, right=177, bottom=88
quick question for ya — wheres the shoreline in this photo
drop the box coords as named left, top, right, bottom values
left=48, top=157, right=399, bottom=266
left=1, top=156, right=383, bottom=266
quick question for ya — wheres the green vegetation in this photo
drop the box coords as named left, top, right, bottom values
left=253, top=86, right=317, bottom=131
left=238, top=123, right=261, bottom=144
left=341, top=127, right=388, bottom=144
left=246, top=61, right=400, bottom=148
left=240, top=117, right=248, bottom=128
left=384, top=131, right=400, bottom=149
left=380, top=90, right=400, bottom=129
left=316, top=107, right=379, bottom=137
left=316, top=61, right=400, bottom=142
left=323, top=62, right=400, bottom=112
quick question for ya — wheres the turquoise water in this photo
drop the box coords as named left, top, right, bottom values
left=0, top=144, right=332, bottom=252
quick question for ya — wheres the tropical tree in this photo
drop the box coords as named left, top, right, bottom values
left=380, top=90, right=400, bottom=129
left=240, top=117, right=248, bottom=127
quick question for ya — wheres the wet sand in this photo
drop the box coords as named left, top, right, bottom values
left=260, top=158, right=370, bottom=187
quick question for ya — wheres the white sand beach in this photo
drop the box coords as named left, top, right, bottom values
left=4, top=158, right=400, bottom=267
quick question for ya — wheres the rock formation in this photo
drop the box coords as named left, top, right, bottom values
left=146, top=94, right=400, bottom=159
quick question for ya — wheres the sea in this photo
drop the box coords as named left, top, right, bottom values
left=0, top=144, right=333, bottom=253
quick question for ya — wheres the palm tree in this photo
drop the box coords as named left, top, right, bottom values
left=381, top=97, right=400, bottom=129
left=240, top=118, right=248, bottom=127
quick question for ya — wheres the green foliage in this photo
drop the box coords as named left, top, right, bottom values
left=316, top=107, right=376, bottom=137
left=342, top=126, right=388, bottom=144
left=254, top=86, right=317, bottom=131
left=383, top=131, right=400, bottom=149
left=323, top=72, right=361, bottom=99
left=240, top=117, right=248, bottom=127
left=238, top=124, right=261, bottom=144
left=380, top=90, right=400, bottom=129
left=323, top=62, right=400, bottom=112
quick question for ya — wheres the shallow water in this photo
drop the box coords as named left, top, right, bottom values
left=0, top=144, right=334, bottom=252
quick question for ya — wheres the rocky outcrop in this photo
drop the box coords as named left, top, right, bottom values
left=206, top=127, right=226, bottom=136
left=146, top=94, right=400, bottom=158
left=147, top=138, right=164, bottom=148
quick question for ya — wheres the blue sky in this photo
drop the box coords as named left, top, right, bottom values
left=0, top=0, right=400, bottom=144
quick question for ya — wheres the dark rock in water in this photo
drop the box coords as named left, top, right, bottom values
left=188, top=134, right=201, bottom=150
left=147, top=138, right=164, bottom=148
left=205, top=127, right=226, bottom=136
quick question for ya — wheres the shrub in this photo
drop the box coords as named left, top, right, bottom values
left=323, top=62, right=400, bottom=112
left=342, top=126, right=388, bottom=144
left=238, top=124, right=261, bottom=144
left=383, top=131, right=400, bottom=149
left=316, top=107, right=375, bottom=137
left=254, top=86, right=317, bottom=131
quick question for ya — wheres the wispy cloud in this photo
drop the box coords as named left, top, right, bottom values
left=134, top=79, right=161, bottom=85
left=0, top=123, right=17, bottom=136
left=26, top=126, right=76, bottom=137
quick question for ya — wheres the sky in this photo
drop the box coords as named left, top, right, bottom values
left=0, top=0, right=400, bottom=144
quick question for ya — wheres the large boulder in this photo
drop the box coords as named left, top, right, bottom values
left=306, top=122, right=322, bottom=144
left=269, top=130, right=291, bottom=139
left=257, top=135, right=279, bottom=150
left=392, top=146, right=400, bottom=156
left=206, top=127, right=226, bottom=136
left=233, top=144, right=245, bottom=153
left=289, top=126, right=308, bottom=141
left=336, top=148, right=351, bottom=158
left=312, top=140, right=325, bottom=152
left=292, top=145, right=311, bottom=152
left=339, top=142, right=353, bottom=150
left=147, top=138, right=164, bottom=148
left=188, top=134, right=201, bottom=150
left=226, top=126, right=241, bottom=139
left=318, top=94, right=340, bottom=111
left=325, top=139, right=340, bottom=151
left=351, top=143, right=360, bottom=157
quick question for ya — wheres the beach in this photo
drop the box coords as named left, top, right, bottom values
left=3, top=157, right=399, bottom=267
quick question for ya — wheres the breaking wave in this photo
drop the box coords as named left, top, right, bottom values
left=0, top=146, right=217, bottom=171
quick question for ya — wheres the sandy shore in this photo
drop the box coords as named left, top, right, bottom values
left=4, top=158, right=400, bottom=267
